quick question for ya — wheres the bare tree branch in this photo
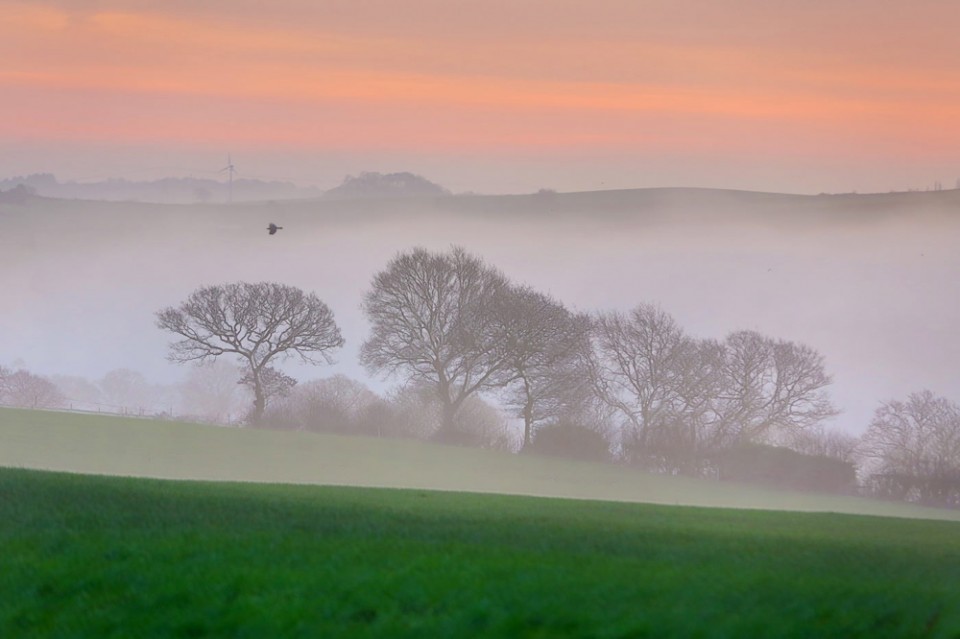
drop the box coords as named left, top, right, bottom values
left=156, top=282, right=343, bottom=425
left=361, top=247, right=512, bottom=435
left=495, top=286, right=594, bottom=448
left=712, top=330, right=838, bottom=446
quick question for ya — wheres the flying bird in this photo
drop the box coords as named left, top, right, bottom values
left=267, top=223, right=283, bottom=235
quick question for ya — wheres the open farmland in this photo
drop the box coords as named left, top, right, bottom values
left=2, top=467, right=959, bottom=637
left=3, top=407, right=960, bottom=522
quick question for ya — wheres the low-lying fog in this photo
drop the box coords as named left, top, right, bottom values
left=3, top=188, right=958, bottom=435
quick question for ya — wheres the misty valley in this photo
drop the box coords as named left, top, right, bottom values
left=3, top=184, right=960, bottom=638
left=3, top=186, right=959, bottom=505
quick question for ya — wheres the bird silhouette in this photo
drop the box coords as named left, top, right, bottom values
left=267, top=223, right=283, bottom=235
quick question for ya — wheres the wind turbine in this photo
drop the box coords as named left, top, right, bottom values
left=220, top=154, right=237, bottom=203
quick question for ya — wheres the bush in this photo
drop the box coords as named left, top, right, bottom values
left=524, top=421, right=610, bottom=463
left=709, top=444, right=857, bottom=494
left=866, top=472, right=960, bottom=509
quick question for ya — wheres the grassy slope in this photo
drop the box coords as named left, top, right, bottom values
left=2, top=407, right=959, bottom=522
left=2, top=467, right=959, bottom=638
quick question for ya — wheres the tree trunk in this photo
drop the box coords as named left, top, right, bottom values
left=522, top=399, right=534, bottom=449
left=435, top=374, right=459, bottom=438
left=249, top=371, right=266, bottom=426
left=519, top=376, right=535, bottom=450
left=440, top=399, right=458, bottom=436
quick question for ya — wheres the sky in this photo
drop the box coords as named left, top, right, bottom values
left=3, top=0, right=959, bottom=194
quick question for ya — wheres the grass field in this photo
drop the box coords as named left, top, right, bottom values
left=2, top=467, right=959, bottom=638
left=2, top=407, right=960, bottom=521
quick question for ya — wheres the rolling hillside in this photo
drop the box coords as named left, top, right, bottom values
left=2, top=407, right=958, bottom=522
left=4, top=467, right=959, bottom=637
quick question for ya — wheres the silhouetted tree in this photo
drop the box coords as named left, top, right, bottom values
left=361, top=247, right=512, bottom=437
left=157, top=282, right=343, bottom=425
left=711, top=330, right=838, bottom=447
left=496, top=286, right=593, bottom=448
left=860, top=390, right=960, bottom=506
left=590, top=305, right=716, bottom=472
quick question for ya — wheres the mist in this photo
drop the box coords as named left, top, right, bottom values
left=3, top=187, right=958, bottom=436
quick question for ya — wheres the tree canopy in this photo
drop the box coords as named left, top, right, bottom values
left=156, top=282, right=343, bottom=425
left=360, top=247, right=511, bottom=435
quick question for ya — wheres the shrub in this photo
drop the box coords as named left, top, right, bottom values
left=525, top=420, right=610, bottom=463
left=709, top=444, right=857, bottom=494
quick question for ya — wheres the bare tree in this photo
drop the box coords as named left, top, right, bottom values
left=1, top=369, right=65, bottom=409
left=156, top=282, right=343, bottom=425
left=711, top=330, right=838, bottom=446
left=361, top=247, right=512, bottom=437
left=496, top=286, right=593, bottom=448
left=860, top=390, right=960, bottom=505
left=590, top=304, right=716, bottom=472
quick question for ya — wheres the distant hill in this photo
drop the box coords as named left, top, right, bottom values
left=0, top=173, right=323, bottom=204
left=3, top=181, right=958, bottom=221
left=0, top=171, right=453, bottom=203
left=323, top=171, right=450, bottom=200
left=4, top=170, right=955, bottom=210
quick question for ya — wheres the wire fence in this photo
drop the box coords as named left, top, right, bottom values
left=0, top=399, right=244, bottom=426
left=0, top=399, right=173, bottom=420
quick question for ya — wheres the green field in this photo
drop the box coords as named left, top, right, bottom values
left=2, top=407, right=959, bottom=521
left=3, top=408, right=960, bottom=636
left=2, top=467, right=959, bottom=637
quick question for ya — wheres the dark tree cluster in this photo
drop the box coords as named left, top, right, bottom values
left=358, top=246, right=841, bottom=481
left=859, top=390, right=960, bottom=507
left=589, top=306, right=839, bottom=475
left=360, top=247, right=593, bottom=448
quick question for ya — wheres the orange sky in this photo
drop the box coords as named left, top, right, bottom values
left=2, top=0, right=959, bottom=192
